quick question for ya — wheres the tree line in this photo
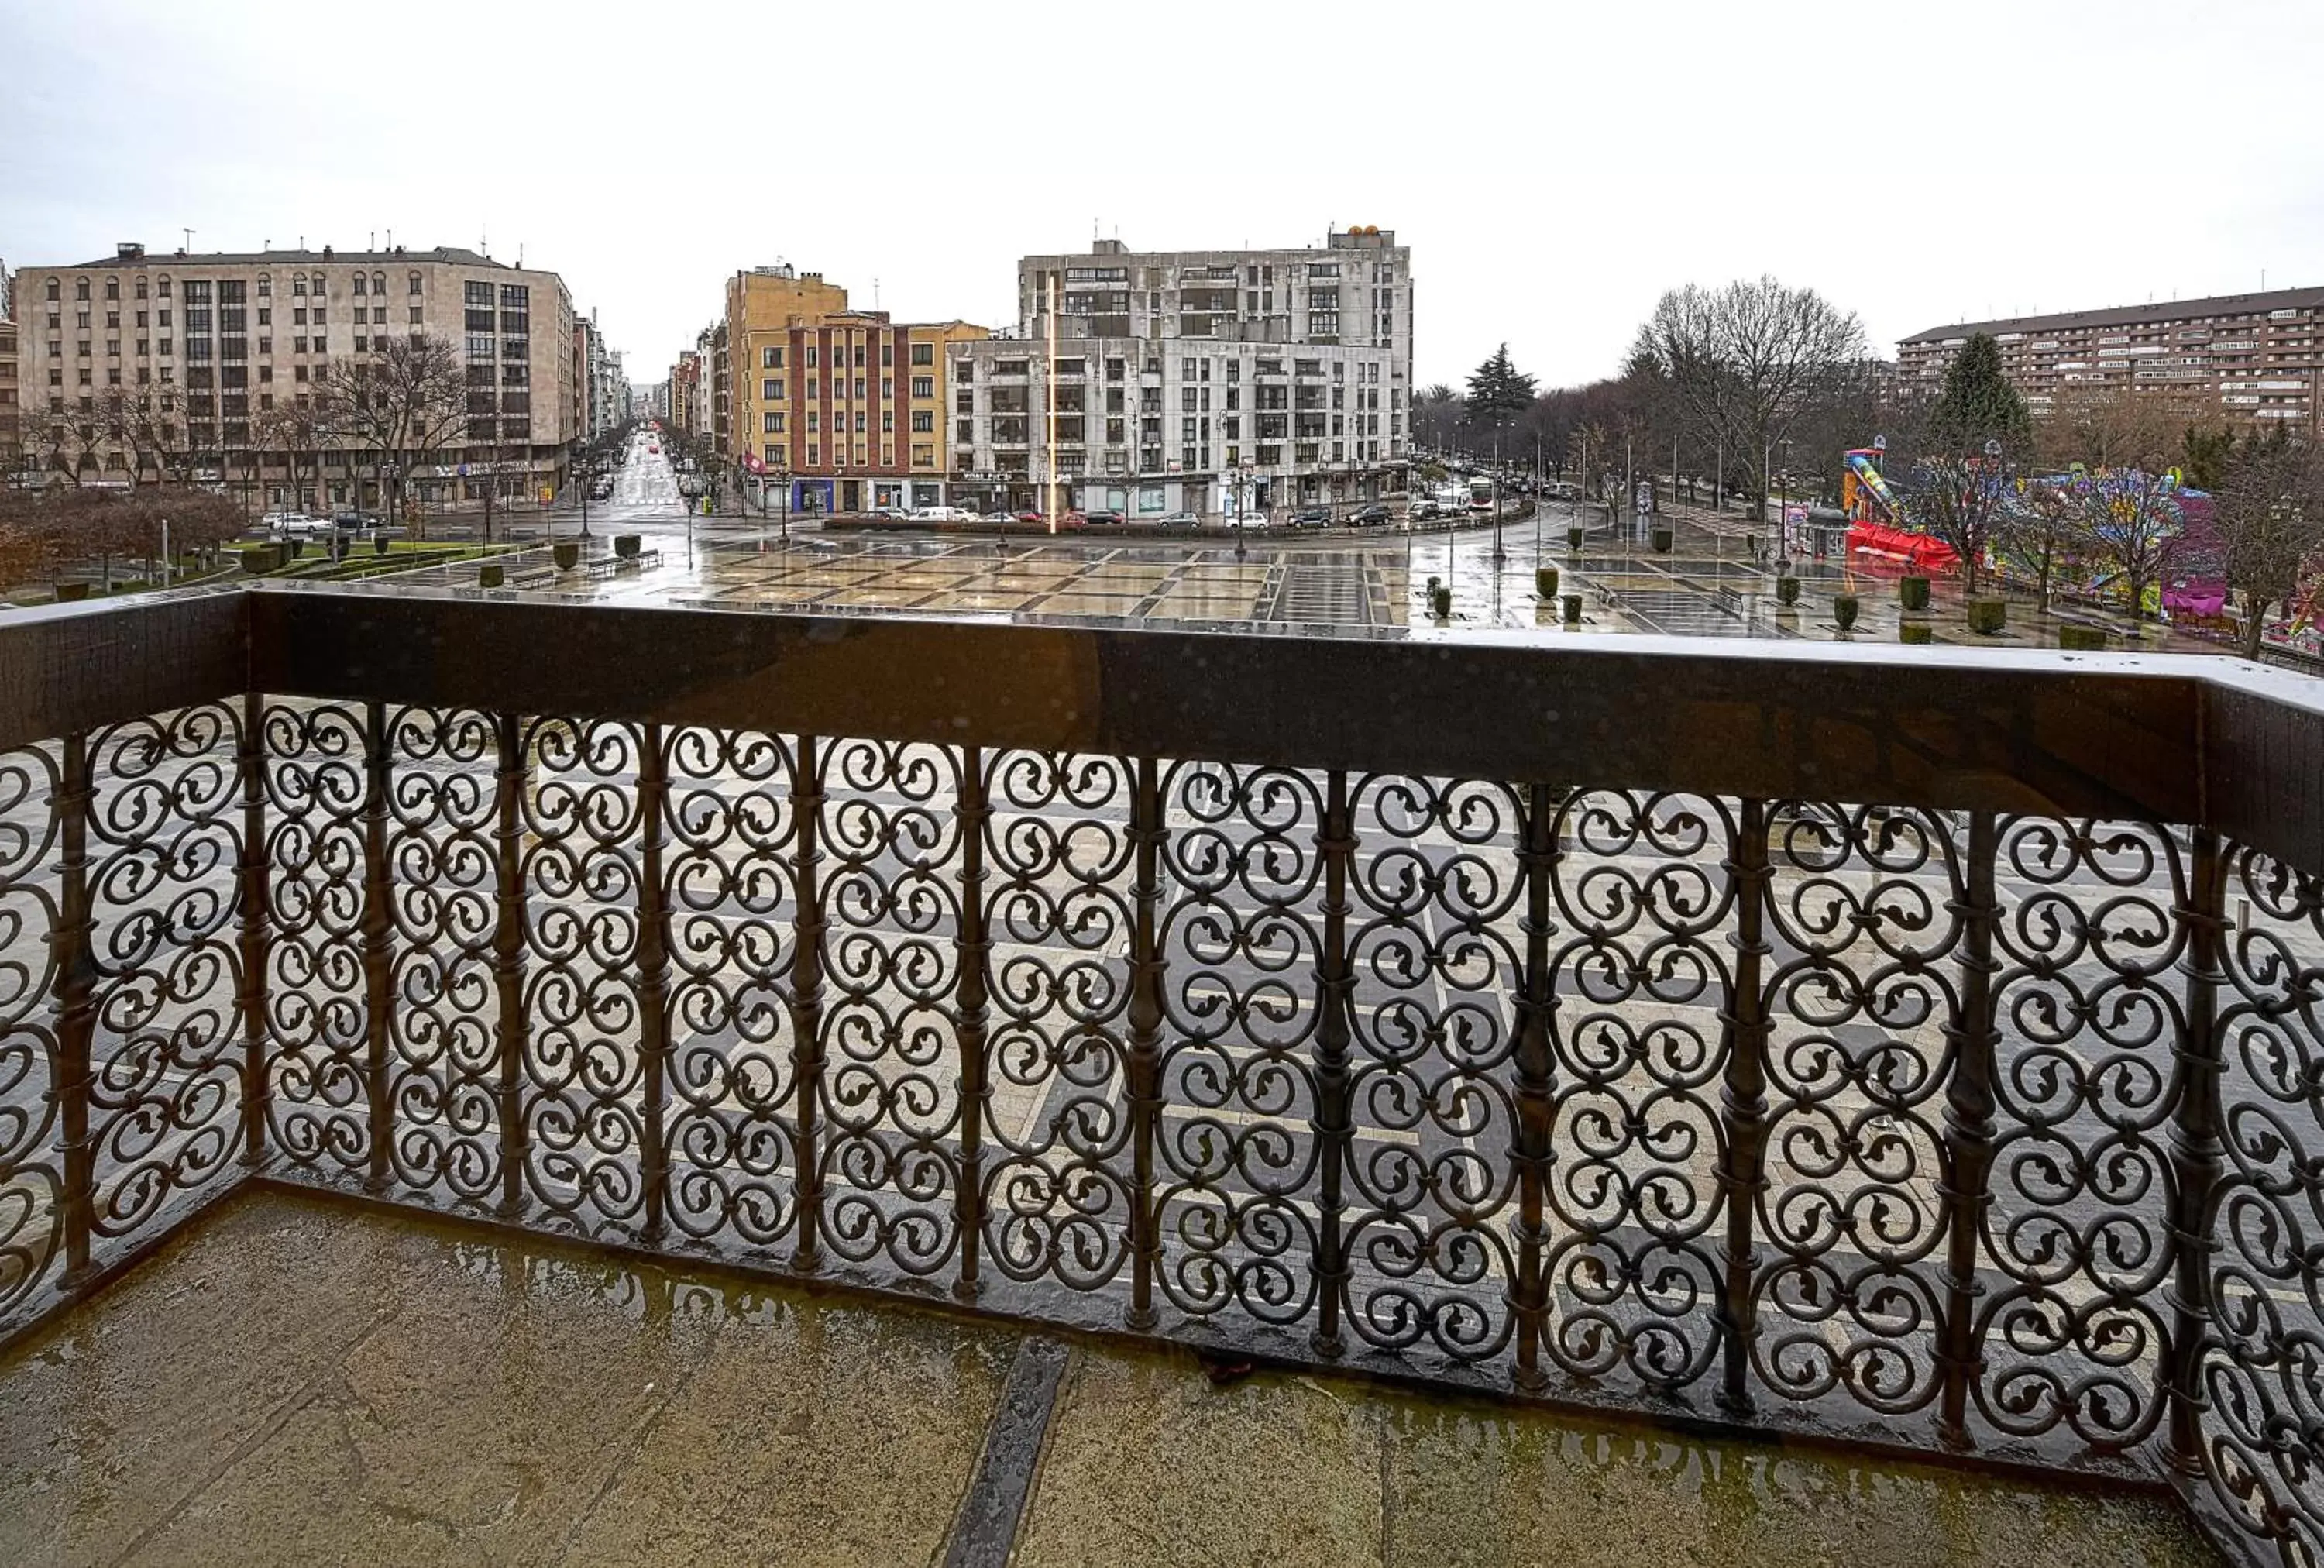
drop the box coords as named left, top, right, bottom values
left=1421, top=277, right=2324, bottom=647
left=22, top=332, right=480, bottom=530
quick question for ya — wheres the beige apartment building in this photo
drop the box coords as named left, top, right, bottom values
left=720, top=264, right=987, bottom=514
left=12, top=242, right=579, bottom=511
left=1899, top=285, right=2324, bottom=438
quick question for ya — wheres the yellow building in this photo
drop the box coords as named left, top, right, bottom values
left=722, top=264, right=985, bottom=514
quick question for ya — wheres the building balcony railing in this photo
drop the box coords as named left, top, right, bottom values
left=2, top=589, right=2322, bottom=1566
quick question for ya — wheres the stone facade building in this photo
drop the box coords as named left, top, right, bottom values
left=12, top=242, right=579, bottom=511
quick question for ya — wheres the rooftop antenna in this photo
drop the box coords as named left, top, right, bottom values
left=517, top=242, right=524, bottom=267
left=370, top=231, right=376, bottom=249
left=387, top=228, right=394, bottom=249
left=180, top=226, right=194, bottom=252
left=873, top=277, right=880, bottom=309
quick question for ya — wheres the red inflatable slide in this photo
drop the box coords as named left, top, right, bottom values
left=1845, top=519, right=1959, bottom=570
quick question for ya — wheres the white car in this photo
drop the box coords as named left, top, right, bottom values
left=1226, top=511, right=1270, bottom=529
left=911, top=505, right=972, bottom=522
left=261, top=510, right=311, bottom=531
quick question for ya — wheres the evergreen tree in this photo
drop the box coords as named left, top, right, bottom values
left=1466, top=343, right=1538, bottom=424
left=1930, top=333, right=2033, bottom=451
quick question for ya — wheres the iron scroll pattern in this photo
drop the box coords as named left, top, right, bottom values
left=2205, top=844, right=2324, bottom=1566
left=81, top=705, right=246, bottom=1259
left=0, top=741, right=60, bottom=1315
left=18, top=696, right=2324, bottom=1559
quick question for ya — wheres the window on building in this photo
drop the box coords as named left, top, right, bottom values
left=911, top=409, right=933, bottom=432
left=909, top=342, right=933, bottom=366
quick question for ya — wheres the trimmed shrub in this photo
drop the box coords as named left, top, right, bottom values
left=614, top=534, right=641, bottom=559
left=238, top=545, right=281, bottom=576
left=1559, top=593, right=1582, bottom=625
left=1834, top=593, right=1859, bottom=631
left=478, top=563, right=505, bottom=590
left=1899, top=623, right=1934, bottom=645
left=1535, top=566, right=1559, bottom=598
left=1566, top=526, right=1583, bottom=551
left=1651, top=527, right=1673, bottom=554
left=1966, top=599, right=2006, bottom=635
left=373, top=535, right=391, bottom=555
left=1429, top=584, right=1452, bottom=618
left=553, top=542, right=580, bottom=571
left=2059, top=624, right=2107, bottom=652
left=1776, top=575, right=1801, bottom=607
left=55, top=581, right=90, bottom=602
left=1899, top=576, right=1930, bottom=610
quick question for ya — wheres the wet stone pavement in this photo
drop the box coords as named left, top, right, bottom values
left=0, top=1191, right=2221, bottom=1567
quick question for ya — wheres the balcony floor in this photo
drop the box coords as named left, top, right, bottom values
left=0, top=1191, right=2222, bottom=1568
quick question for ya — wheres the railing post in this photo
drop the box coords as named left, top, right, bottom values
left=361, top=700, right=394, bottom=1194
left=1715, top=796, right=1772, bottom=1412
left=1509, top=781, right=1559, bottom=1392
left=788, top=733, right=827, bottom=1272
left=1937, top=809, right=2000, bottom=1448
left=1124, top=756, right=1165, bottom=1332
left=2167, top=826, right=2228, bottom=1474
left=236, top=692, right=270, bottom=1168
left=954, top=744, right=989, bottom=1301
left=1310, top=769, right=1356, bottom=1358
left=637, top=722, right=671, bottom=1246
left=493, top=714, right=528, bottom=1217
left=51, top=731, right=97, bottom=1290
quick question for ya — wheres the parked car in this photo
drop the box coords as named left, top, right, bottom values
left=913, top=504, right=974, bottom=522
left=331, top=511, right=384, bottom=531
left=1157, top=511, right=1200, bottom=529
left=1290, top=507, right=1332, bottom=530
left=1083, top=509, right=1126, bottom=526
left=869, top=506, right=912, bottom=521
left=1350, top=504, right=1392, bottom=527
left=260, top=510, right=311, bottom=532
left=1226, top=511, right=1270, bottom=530
left=1012, top=509, right=1046, bottom=525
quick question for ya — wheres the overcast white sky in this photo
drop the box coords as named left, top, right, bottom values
left=6, top=0, right=2321, bottom=392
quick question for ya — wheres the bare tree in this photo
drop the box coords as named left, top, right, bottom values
left=1631, top=276, right=1866, bottom=520
left=2037, top=384, right=2204, bottom=472
left=311, top=334, right=468, bottom=534
left=2212, top=432, right=2322, bottom=658
left=2070, top=466, right=2188, bottom=630
left=1893, top=445, right=2017, bottom=595
left=2001, top=477, right=2092, bottom=610
left=254, top=395, right=339, bottom=524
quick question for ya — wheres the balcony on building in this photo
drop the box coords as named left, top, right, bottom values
left=0, top=589, right=2318, bottom=1566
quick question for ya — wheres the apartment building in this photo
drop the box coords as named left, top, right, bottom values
left=720, top=263, right=988, bottom=514
left=13, top=242, right=579, bottom=508
left=1899, top=286, right=2324, bottom=436
left=667, top=349, right=703, bottom=438
left=0, top=264, right=19, bottom=476
left=952, top=228, right=1413, bottom=518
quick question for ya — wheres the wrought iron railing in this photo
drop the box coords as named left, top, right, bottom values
left=2, top=588, right=2322, bottom=1565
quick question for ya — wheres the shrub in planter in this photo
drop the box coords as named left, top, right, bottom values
left=1966, top=599, right=2006, bottom=635
left=1899, top=576, right=1930, bottom=610
left=239, top=545, right=280, bottom=575
left=2058, top=624, right=2106, bottom=651
left=1776, top=575, right=1801, bottom=607
left=1833, top=593, right=1859, bottom=631
left=478, top=563, right=505, bottom=590
left=373, top=535, right=391, bottom=555
left=1899, top=623, right=1934, bottom=645
left=55, top=581, right=90, bottom=602
left=285, top=538, right=304, bottom=559
left=1559, top=593, right=1582, bottom=625
left=614, top=534, right=641, bottom=559
left=1651, top=526, right=1673, bottom=554
left=553, top=542, right=580, bottom=571
left=1426, top=575, right=1441, bottom=591
left=1429, top=584, right=1452, bottom=618
left=1535, top=566, right=1559, bottom=598
left=1566, top=525, right=1583, bottom=551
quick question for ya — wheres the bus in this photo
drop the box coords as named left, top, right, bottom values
left=1467, top=476, right=1497, bottom=518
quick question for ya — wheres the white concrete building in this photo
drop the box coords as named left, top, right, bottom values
left=951, top=229, right=1412, bottom=518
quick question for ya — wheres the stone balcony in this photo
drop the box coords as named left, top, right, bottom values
left=0, top=1191, right=2216, bottom=1566
left=2, top=587, right=2322, bottom=1565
